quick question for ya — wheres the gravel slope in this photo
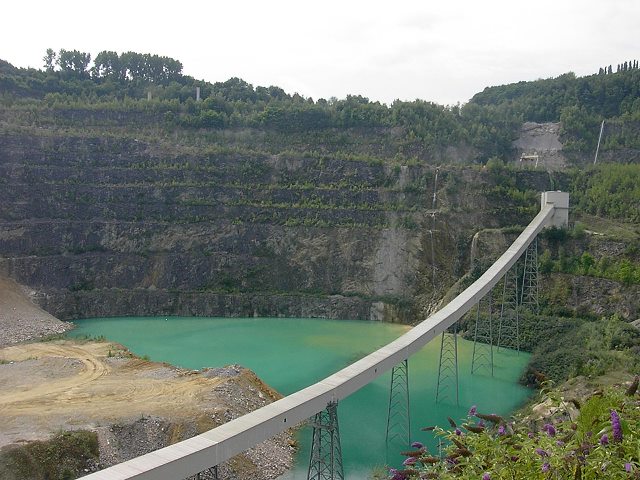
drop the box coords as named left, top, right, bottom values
left=0, top=276, right=72, bottom=347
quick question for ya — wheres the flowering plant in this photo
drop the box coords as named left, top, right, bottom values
left=390, top=376, right=639, bottom=479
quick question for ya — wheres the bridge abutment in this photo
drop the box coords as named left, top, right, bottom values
left=541, top=191, right=569, bottom=228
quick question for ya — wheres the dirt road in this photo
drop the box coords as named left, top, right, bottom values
left=0, top=340, right=226, bottom=446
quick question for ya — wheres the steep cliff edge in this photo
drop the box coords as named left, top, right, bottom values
left=0, top=120, right=465, bottom=323
left=2, top=107, right=633, bottom=325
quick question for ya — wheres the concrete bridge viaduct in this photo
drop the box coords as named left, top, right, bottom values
left=84, top=191, right=569, bottom=480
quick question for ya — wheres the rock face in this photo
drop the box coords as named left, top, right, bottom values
left=512, top=122, right=567, bottom=171
left=0, top=124, right=480, bottom=324
left=468, top=228, right=640, bottom=321
left=0, top=112, right=578, bottom=324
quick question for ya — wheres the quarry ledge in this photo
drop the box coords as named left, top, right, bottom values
left=36, top=288, right=416, bottom=324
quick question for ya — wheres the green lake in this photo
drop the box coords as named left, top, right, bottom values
left=71, top=316, right=531, bottom=479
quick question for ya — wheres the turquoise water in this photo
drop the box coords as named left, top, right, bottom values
left=71, top=316, right=531, bottom=479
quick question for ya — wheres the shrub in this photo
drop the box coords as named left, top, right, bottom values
left=0, top=431, right=99, bottom=480
left=389, top=379, right=640, bottom=479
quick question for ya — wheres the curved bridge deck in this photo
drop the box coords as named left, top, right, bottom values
left=85, top=193, right=567, bottom=479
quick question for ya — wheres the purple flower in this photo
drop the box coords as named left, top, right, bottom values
left=455, top=428, right=462, bottom=436
left=611, top=410, right=623, bottom=442
left=535, top=448, right=549, bottom=457
left=478, top=420, right=485, bottom=428
left=390, top=469, right=407, bottom=480
left=482, top=473, right=491, bottom=480
left=543, top=423, right=556, bottom=437
left=468, top=405, right=478, bottom=416
left=556, top=440, right=565, bottom=447
left=599, top=434, right=609, bottom=446
left=410, top=441, right=423, bottom=449
left=402, top=457, right=416, bottom=466
left=625, top=463, right=632, bottom=473
left=528, top=432, right=535, bottom=439
left=542, top=462, right=551, bottom=473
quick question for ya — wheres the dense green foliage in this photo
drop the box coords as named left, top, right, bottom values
left=540, top=250, right=640, bottom=286
left=570, top=164, right=640, bottom=223
left=391, top=379, right=640, bottom=479
left=460, top=310, right=640, bottom=386
left=0, top=430, right=99, bottom=480
left=522, top=314, right=640, bottom=384
left=3, top=50, right=640, bottom=162
left=470, top=66, right=640, bottom=152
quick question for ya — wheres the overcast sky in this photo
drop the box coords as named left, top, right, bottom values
left=2, top=0, right=638, bottom=105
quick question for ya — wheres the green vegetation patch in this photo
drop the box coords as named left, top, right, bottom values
left=391, top=378, right=640, bottom=479
left=0, top=430, right=99, bottom=480
left=571, top=164, right=640, bottom=223
left=523, top=315, right=640, bottom=384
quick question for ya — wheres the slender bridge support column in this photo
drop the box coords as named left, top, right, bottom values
left=308, top=401, right=344, bottom=480
left=435, top=323, right=459, bottom=405
left=497, top=264, right=521, bottom=352
left=471, top=294, right=494, bottom=376
left=520, top=238, right=540, bottom=314
left=386, top=359, right=411, bottom=446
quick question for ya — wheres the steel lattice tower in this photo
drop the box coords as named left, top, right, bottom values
left=435, top=323, right=459, bottom=405
left=386, top=359, right=411, bottom=446
left=471, top=294, right=494, bottom=376
left=308, top=402, right=344, bottom=480
left=520, top=238, right=540, bottom=314
left=497, top=265, right=521, bottom=352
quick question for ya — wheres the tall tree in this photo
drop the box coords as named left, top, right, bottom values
left=42, top=48, right=56, bottom=72
left=92, top=51, right=124, bottom=79
left=57, top=49, right=91, bottom=76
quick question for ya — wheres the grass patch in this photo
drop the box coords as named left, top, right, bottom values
left=573, top=212, right=640, bottom=242
left=0, top=430, right=99, bottom=480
